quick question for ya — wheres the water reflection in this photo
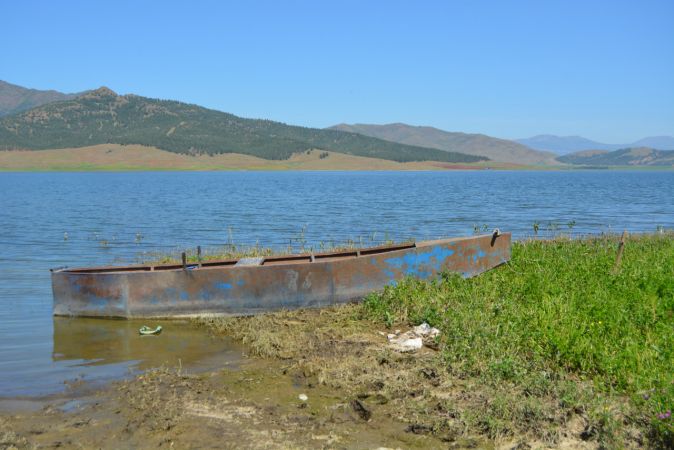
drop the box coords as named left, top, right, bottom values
left=0, top=318, right=242, bottom=398
left=52, top=317, right=242, bottom=370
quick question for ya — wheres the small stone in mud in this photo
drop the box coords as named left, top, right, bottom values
left=350, top=399, right=371, bottom=421
left=580, top=424, right=597, bottom=440
left=406, top=423, right=433, bottom=434
left=420, top=367, right=437, bottom=379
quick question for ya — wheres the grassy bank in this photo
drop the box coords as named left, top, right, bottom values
left=363, top=233, right=673, bottom=447
left=200, top=234, right=673, bottom=448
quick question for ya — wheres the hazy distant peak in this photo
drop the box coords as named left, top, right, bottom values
left=517, top=134, right=674, bottom=154
left=526, top=134, right=583, bottom=139
left=0, top=79, right=79, bottom=116
left=630, top=136, right=674, bottom=150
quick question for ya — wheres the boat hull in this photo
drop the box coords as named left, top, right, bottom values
left=52, top=233, right=511, bottom=318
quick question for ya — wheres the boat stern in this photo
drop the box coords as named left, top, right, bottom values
left=51, top=269, right=129, bottom=317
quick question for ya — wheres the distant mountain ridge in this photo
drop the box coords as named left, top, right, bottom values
left=0, top=80, right=81, bottom=116
left=557, top=147, right=674, bottom=166
left=517, top=134, right=674, bottom=154
left=630, top=136, right=674, bottom=149
left=329, top=123, right=558, bottom=165
left=0, top=87, right=484, bottom=163
left=3, top=80, right=671, bottom=167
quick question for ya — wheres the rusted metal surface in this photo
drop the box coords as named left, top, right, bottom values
left=51, top=232, right=511, bottom=318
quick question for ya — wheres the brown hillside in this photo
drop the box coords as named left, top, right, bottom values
left=330, top=123, right=559, bottom=165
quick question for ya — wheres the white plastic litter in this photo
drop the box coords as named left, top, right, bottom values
left=298, top=393, right=308, bottom=402
left=386, top=322, right=441, bottom=353
left=413, top=322, right=441, bottom=338
left=387, top=334, right=423, bottom=352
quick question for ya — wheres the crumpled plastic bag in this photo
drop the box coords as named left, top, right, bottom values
left=385, top=322, right=441, bottom=352
left=413, top=322, right=440, bottom=338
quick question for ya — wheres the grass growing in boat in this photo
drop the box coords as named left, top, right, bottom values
left=140, top=243, right=276, bottom=265
left=363, top=232, right=674, bottom=447
left=138, top=237, right=410, bottom=265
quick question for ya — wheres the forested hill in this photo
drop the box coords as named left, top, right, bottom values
left=0, top=88, right=485, bottom=163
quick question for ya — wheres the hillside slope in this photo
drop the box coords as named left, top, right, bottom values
left=557, top=147, right=674, bottom=166
left=0, top=80, right=79, bottom=116
left=329, top=123, right=557, bottom=165
left=0, top=88, right=484, bottom=163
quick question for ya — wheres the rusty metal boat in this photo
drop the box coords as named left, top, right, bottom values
left=51, top=231, right=511, bottom=318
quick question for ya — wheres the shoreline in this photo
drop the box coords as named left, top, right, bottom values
left=2, top=234, right=671, bottom=448
left=0, top=306, right=593, bottom=449
left=2, top=165, right=672, bottom=173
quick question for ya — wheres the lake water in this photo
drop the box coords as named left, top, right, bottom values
left=1, top=170, right=672, bottom=398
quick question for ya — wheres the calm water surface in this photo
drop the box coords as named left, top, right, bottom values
left=1, top=170, right=672, bottom=397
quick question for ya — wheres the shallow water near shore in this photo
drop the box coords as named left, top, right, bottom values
left=0, top=317, right=243, bottom=399
left=0, top=170, right=672, bottom=399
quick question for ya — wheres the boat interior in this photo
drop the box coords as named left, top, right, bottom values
left=56, top=241, right=418, bottom=274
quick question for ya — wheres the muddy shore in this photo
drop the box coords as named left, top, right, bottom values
left=1, top=305, right=601, bottom=450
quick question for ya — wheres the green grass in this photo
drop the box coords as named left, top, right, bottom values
left=362, top=234, right=674, bottom=447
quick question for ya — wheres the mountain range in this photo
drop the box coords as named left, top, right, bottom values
left=517, top=134, right=674, bottom=154
left=0, top=87, right=484, bottom=163
left=329, top=123, right=558, bottom=165
left=0, top=80, right=672, bottom=168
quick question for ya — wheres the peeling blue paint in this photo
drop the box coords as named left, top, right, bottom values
left=199, top=288, right=214, bottom=301
left=383, top=269, right=396, bottom=279
left=384, top=245, right=455, bottom=279
left=214, top=282, right=232, bottom=290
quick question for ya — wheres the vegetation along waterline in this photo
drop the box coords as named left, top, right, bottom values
left=198, top=233, right=674, bottom=448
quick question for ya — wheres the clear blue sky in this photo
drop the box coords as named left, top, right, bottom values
left=2, top=0, right=672, bottom=143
